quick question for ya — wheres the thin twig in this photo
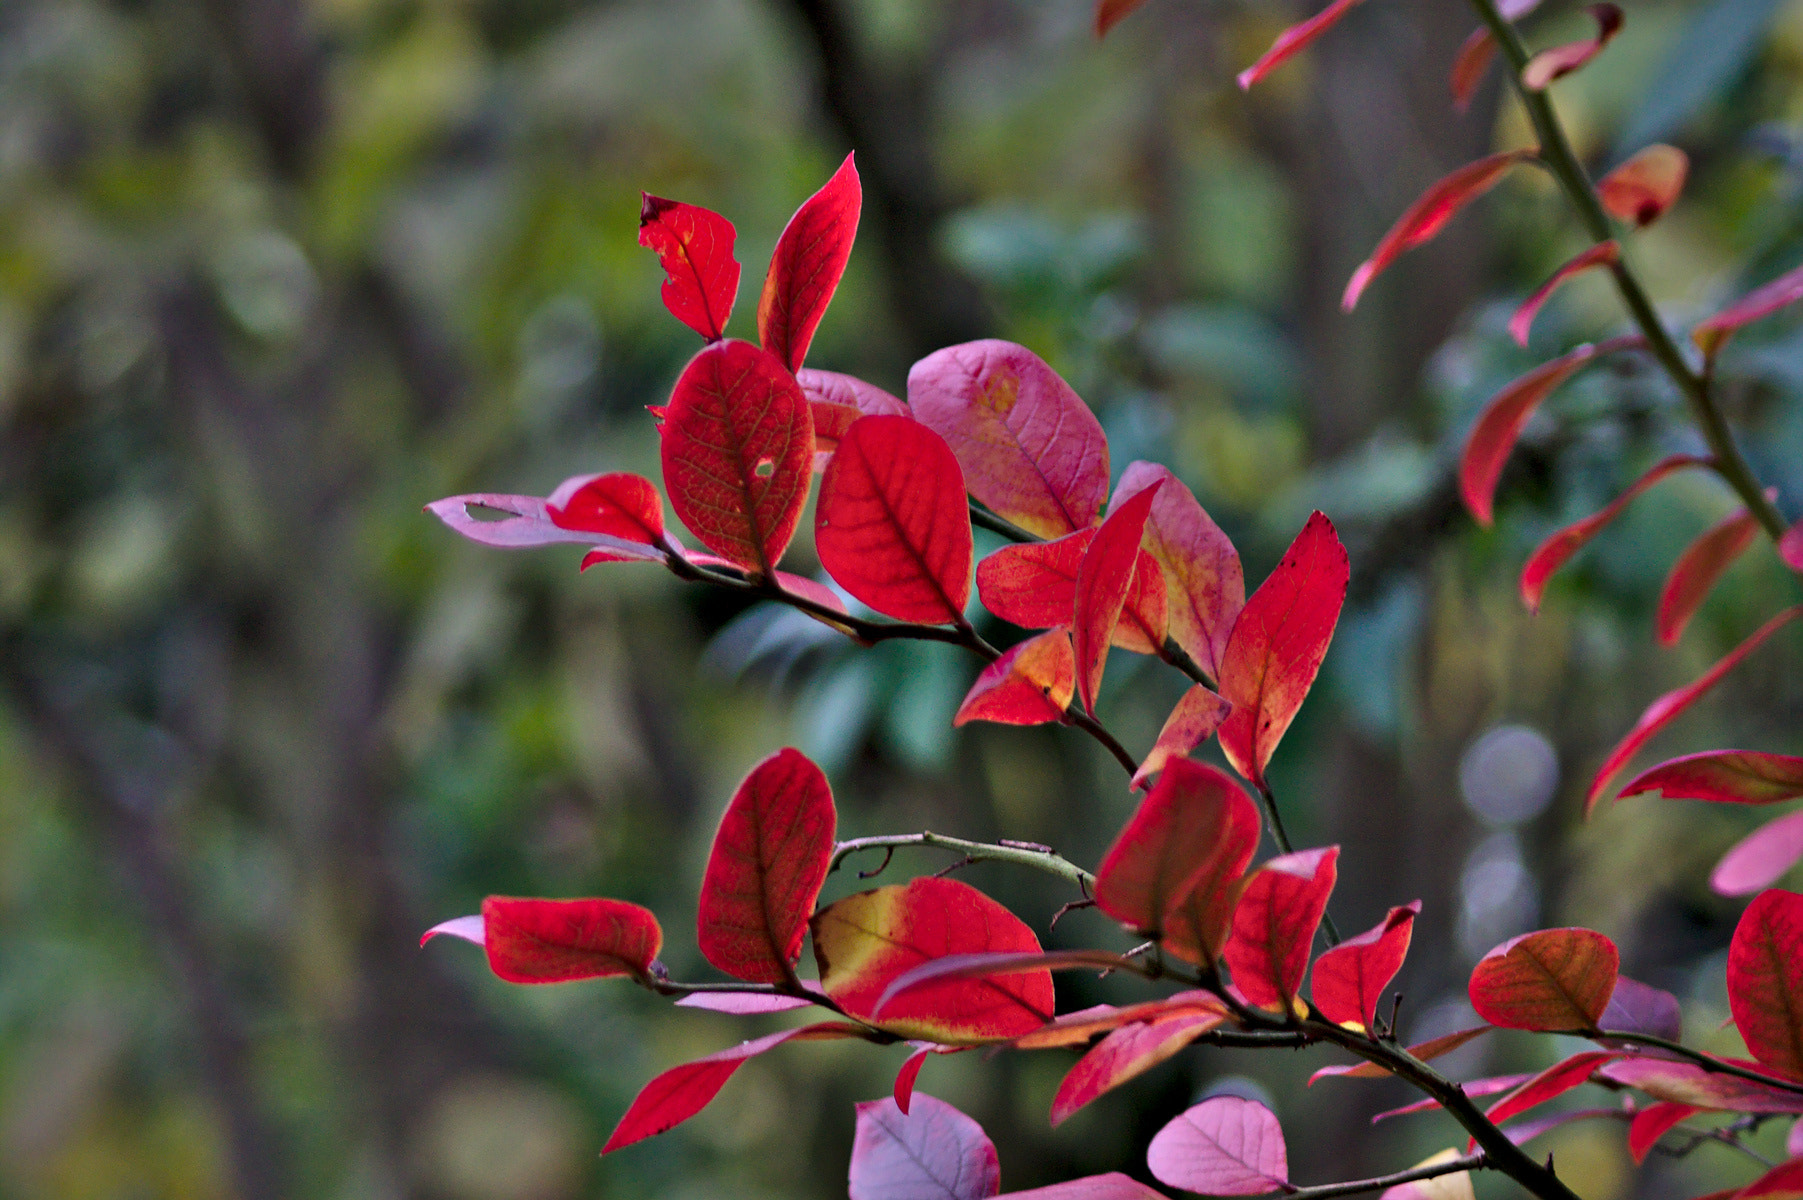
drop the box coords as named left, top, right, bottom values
left=1593, top=1030, right=1803, bottom=1098
left=1281, top=1153, right=1488, bottom=1200
left=830, top=832, right=1097, bottom=890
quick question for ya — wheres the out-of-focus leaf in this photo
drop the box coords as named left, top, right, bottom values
left=1728, top=888, right=1803, bottom=1080
left=1237, top=0, right=1365, bottom=91
left=1615, top=0, right=1787, bottom=153
left=1598, top=145, right=1690, bottom=227
left=1520, top=455, right=1708, bottom=614
left=1509, top=242, right=1620, bottom=348
left=1521, top=4, right=1623, bottom=90
left=1714, top=811, right=1803, bottom=895
left=1695, top=262, right=1803, bottom=358
left=1622, top=750, right=1803, bottom=804
left=1657, top=507, right=1761, bottom=645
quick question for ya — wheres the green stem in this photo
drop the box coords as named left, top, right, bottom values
left=830, top=831, right=1098, bottom=890
left=1464, top=0, right=1788, bottom=540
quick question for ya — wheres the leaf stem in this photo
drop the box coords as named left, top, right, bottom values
left=1592, top=1030, right=1803, bottom=1098
left=830, top=831, right=1098, bottom=890
left=1462, top=0, right=1788, bottom=540
left=1279, top=1153, right=1488, bottom=1200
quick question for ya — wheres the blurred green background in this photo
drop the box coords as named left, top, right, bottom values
left=3, top=0, right=1803, bottom=1196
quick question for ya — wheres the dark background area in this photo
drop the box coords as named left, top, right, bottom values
left=3, top=0, right=1803, bottom=1195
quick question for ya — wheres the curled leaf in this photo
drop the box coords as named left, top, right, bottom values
left=759, top=154, right=860, bottom=372
left=426, top=491, right=665, bottom=561
left=1131, top=685, right=1232, bottom=790
left=1521, top=454, right=1708, bottom=614
left=1344, top=151, right=1537, bottom=311
left=1656, top=507, right=1761, bottom=645
left=1310, top=901, right=1419, bottom=1030
left=639, top=195, right=740, bottom=341
left=1622, top=750, right=1803, bottom=805
left=800, top=368, right=909, bottom=466
left=1587, top=606, right=1803, bottom=813
left=1238, top=0, right=1365, bottom=91
left=1458, top=336, right=1641, bottom=526
left=1694, top=262, right=1803, bottom=359
left=1520, top=4, right=1623, bottom=90
left=1146, top=1096, right=1288, bottom=1195
left=1223, top=846, right=1340, bottom=1011
left=1309, top=1027, right=1490, bottom=1083
left=1713, top=812, right=1803, bottom=896
left=1468, top=927, right=1618, bottom=1032
left=1509, top=241, right=1620, bottom=347
left=1598, top=145, right=1689, bottom=228
left=953, top=630, right=1076, bottom=727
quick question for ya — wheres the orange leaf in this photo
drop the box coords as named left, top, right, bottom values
left=1468, top=927, right=1618, bottom=1032
left=953, top=629, right=1076, bottom=728
left=1598, top=145, right=1689, bottom=228
left=1131, top=685, right=1232, bottom=790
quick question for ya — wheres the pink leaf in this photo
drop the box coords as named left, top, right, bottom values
left=1001, top=1176, right=1164, bottom=1200
left=908, top=340, right=1110, bottom=540
left=1521, top=454, right=1708, bottom=615
left=1344, top=151, right=1536, bottom=311
left=1373, top=1074, right=1530, bottom=1122
left=1458, top=337, right=1642, bottom=526
left=1599, top=975, right=1685, bottom=1041
left=849, top=1094, right=1001, bottom=1200
left=799, top=368, right=909, bottom=468
left=1131, top=685, right=1232, bottom=790
left=1714, top=811, right=1803, bottom=896
left=1658, top=507, right=1762, bottom=645
left=1520, top=4, right=1623, bottom=90
left=421, top=915, right=485, bottom=948
left=759, top=155, right=860, bottom=373
left=1074, top=483, right=1162, bottom=712
left=1509, top=242, right=1621, bottom=347
left=1586, top=605, right=1803, bottom=814
left=1310, top=902, right=1420, bottom=1030
left=1109, top=462, right=1244, bottom=677
left=1146, top=1096, right=1288, bottom=1195
left=1781, top=520, right=1803, bottom=573
left=1238, top=0, right=1365, bottom=91
left=1598, top=1056, right=1803, bottom=1113
left=1694, top=263, right=1803, bottom=359
left=673, top=991, right=815, bottom=1014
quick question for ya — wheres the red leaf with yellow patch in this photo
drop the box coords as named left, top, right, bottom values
left=1728, top=889, right=1803, bottom=1081
left=816, top=415, right=973, bottom=624
left=1131, top=685, right=1232, bottom=790
left=1074, top=483, right=1162, bottom=712
left=1657, top=507, right=1761, bottom=646
left=604, top=1023, right=866, bottom=1152
left=1050, top=1008, right=1228, bottom=1126
left=1011, top=991, right=1226, bottom=1050
left=1521, top=454, right=1708, bottom=614
left=696, top=748, right=836, bottom=985
left=758, top=154, right=860, bottom=372
left=909, top=341, right=1110, bottom=540
left=1310, top=901, right=1419, bottom=1030
left=661, top=338, right=814, bottom=574
left=1344, top=151, right=1536, bottom=311
left=1216, top=511, right=1349, bottom=788
left=1109, top=463, right=1243, bottom=677
left=953, top=630, right=1076, bottom=727
left=1599, top=145, right=1689, bottom=228
left=422, top=896, right=663, bottom=985
left=1520, top=4, right=1623, bottom=90
left=1468, top=927, right=1618, bottom=1032
left=1588, top=606, right=1803, bottom=814
left=811, top=876, right=1056, bottom=1044
left=1223, top=846, right=1339, bottom=1011
left=639, top=195, right=741, bottom=341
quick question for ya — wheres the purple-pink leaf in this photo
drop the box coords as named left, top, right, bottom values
left=426, top=493, right=665, bottom=560
left=673, top=991, right=816, bottom=1014
left=1713, top=812, right=1803, bottom=896
left=849, top=1094, right=1001, bottom=1200
left=1146, top=1096, right=1288, bottom=1195
left=1598, top=976, right=1684, bottom=1041
left=1002, top=1176, right=1164, bottom=1200
left=421, top=915, right=485, bottom=947
left=1782, top=520, right=1803, bottom=573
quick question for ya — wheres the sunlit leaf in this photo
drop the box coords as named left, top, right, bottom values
left=1109, top=462, right=1244, bottom=677
left=1131, top=685, right=1232, bottom=790
left=1520, top=4, right=1623, bottom=90
left=696, top=748, right=836, bottom=984
left=1223, top=846, right=1339, bottom=1011
left=953, top=629, right=1076, bottom=727
left=759, top=154, right=860, bottom=372
left=1508, top=241, right=1620, bottom=348
left=1468, top=927, right=1618, bottom=1032
left=909, top=340, right=1110, bottom=540
left=1598, top=144, right=1689, bottom=227
left=1310, top=902, right=1419, bottom=1030
left=1146, top=1097, right=1288, bottom=1195
left=638, top=195, right=741, bottom=341
left=1380, top=1150, right=1475, bottom=1200
left=421, top=897, right=664, bottom=985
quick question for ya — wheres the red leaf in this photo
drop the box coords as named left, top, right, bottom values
left=953, top=630, right=1075, bottom=727
left=1216, top=511, right=1349, bottom=787
left=1237, top=0, right=1365, bottom=91
left=1011, top=991, right=1227, bottom=1050
left=1694, top=263, right=1803, bottom=358
left=1586, top=606, right=1803, bottom=814
left=1050, top=1010, right=1228, bottom=1126
left=1598, top=145, right=1689, bottom=228
left=1480, top=1051, right=1621, bottom=1131
left=638, top=195, right=741, bottom=342
left=1309, top=1027, right=1492, bottom=1083
left=1310, top=901, right=1419, bottom=1030
left=1344, top=151, right=1536, bottom=311
left=1714, top=811, right=1803, bottom=896
left=1373, top=1073, right=1530, bottom=1121
left=547, top=472, right=665, bottom=543
left=894, top=1047, right=932, bottom=1115
left=696, top=748, right=836, bottom=984
left=1520, top=4, right=1623, bottom=90
left=1509, top=242, right=1621, bottom=347
left=1450, top=29, right=1497, bottom=112
left=977, top=532, right=1166, bottom=653
left=1110, top=463, right=1244, bottom=676
left=1153, top=774, right=1263, bottom=970
left=1521, top=454, right=1708, bottom=615
left=1094, top=0, right=1149, bottom=37
left=1782, top=519, right=1803, bottom=573
left=1457, top=337, right=1641, bottom=526
left=1627, top=1102, right=1701, bottom=1163
left=1657, top=507, right=1762, bottom=645
left=816, top=415, right=974, bottom=624
left=1131, top=685, right=1232, bottom=790
left=1002, top=1175, right=1164, bottom=1200
left=1224, top=847, right=1339, bottom=1011
left=1728, top=889, right=1803, bottom=1080
left=758, top=154, right=860, bottom=372
left=1468, top=927, right=1618, bottom=1032
left=799, top=368, right=909, bottom=467
left=1738, top=1159, right=1803, bottom=1200
left=909, top=340, right=1110, bottom=540
left=1075, top=483, right=1162, bottom=712
left=1146, top=1097, right=1288, bottom=1195
left=443, top=897, right=664, bottom=985
left=849, top=1095, right=1000, bottom=1200
left=1309, top=1027, right=1491, bottom=1083
left=812, top=876, right=1056, bottom=1044
left=1095, top=758, right=1261, bottom=943
left=426, top=491, right=665, bottom=561
left=660, top=338, right=814, bottom=574
left=1598, top=1056, right=1803, bottom=1112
